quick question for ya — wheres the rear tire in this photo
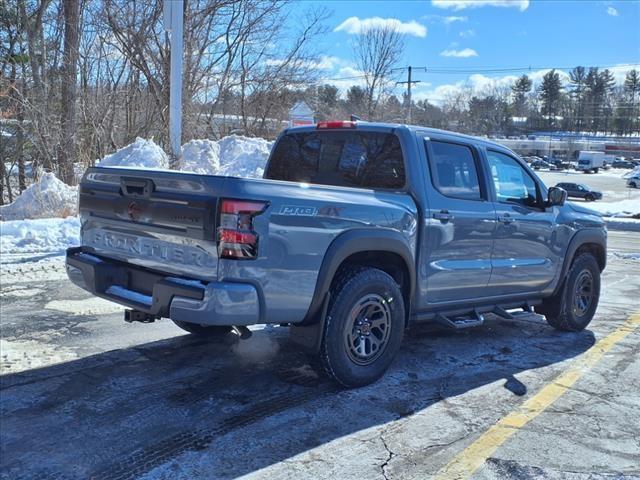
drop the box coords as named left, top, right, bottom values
left=172, top=320, right=233, bottom=337
left=320, top=267, right=405, bottom=388
left=536, top=253, right=600, bottom=332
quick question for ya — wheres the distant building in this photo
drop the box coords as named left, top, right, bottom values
left=289, top=101, right=315, bottom=127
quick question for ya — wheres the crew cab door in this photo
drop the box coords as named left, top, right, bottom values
left=484, top=149, right=559, bottom=295
left=418, top=136, right=496, bottom=305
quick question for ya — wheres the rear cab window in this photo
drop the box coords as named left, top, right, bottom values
left=425, top=140, right=484, bottom=200
left=265, top=130, right=405, bottom=190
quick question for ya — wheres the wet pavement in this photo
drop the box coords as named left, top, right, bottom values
left=1, top=231, right=639, bottom=479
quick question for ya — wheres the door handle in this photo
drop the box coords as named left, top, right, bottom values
left=498, top=214, right=514, bottom=224
left=433, top=210, right=453, bottom=222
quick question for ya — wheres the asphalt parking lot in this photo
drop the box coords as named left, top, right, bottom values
left=1, top=231, right=639, bottom=480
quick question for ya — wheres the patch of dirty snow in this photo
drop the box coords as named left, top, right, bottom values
left=0, top=257, right=69, bottom=283
left=0, top=173, right=78, bottom=220
left=1, top=286, right=45, bottom=298
left=0, top=217, right=80, bottom=255
left=44, top=298, right=124, bottom=316
left=0, top=338, right=78, bottom=374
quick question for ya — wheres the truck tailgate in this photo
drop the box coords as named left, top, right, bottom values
left=79, top=167, right=224, bottom=280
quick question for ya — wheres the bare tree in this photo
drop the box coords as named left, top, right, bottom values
left=353, top=25, right=404, bottom=120
left=59, top=0, right=80, bottom=184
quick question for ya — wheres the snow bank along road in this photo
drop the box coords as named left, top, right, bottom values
left=1, top=231, right=639, bottom=480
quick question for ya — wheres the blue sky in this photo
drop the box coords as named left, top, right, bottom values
left=288, top=0, right=640, bottom=104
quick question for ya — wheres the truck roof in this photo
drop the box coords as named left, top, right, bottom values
left=284, top=121, right=511, bottom=152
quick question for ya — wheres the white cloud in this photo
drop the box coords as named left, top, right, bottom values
left=440, top=48, right=478, bottom=57
left=432, top=0, right=529, bottom=12
left=334, top=16, right=427, bottom=37
left=319, top=65, right=368, bottom=91
left=459, top=29, right=475, bottom=38
left=444, top=15, right=468, bottom=24
left=410, top=65, right=640, bottom=106
left=607, top=6, right=619, bottom=16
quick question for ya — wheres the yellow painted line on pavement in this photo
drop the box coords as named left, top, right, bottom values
left=434, top=312, right=640, bottom=480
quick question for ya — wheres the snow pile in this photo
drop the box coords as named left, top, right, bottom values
left=98, top=137, right=169, bottom=169
left=587, top=199, right=640, bottom=218
left=178, top=139, right=221, bottom=174
left=0, top=173, right=78, bottom=221
left=216, top=135, right=272, bottom=178
left=97, top=135, right=271, bottom=178
left=0, top=217, right=80, bottom=254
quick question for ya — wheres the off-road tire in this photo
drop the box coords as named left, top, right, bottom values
left=172, top=320, right=233, bottom=337
left=536, top=253, right=600, bottom=332
left=320, top=267, right=405, bottom=388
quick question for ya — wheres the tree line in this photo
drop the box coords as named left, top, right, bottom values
left=306, top=67, right=640, bottom=138
left=1, top=0, right=327, bottom=202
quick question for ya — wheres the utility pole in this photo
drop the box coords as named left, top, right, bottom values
left=163, top=0, right=183, bottom=164
left=396, top=66, right=426, bottom=124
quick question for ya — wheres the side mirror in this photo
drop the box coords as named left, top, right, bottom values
left=547, top=186, right=567, bottom=207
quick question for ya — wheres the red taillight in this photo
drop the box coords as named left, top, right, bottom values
left=217, top=199, right=267, bottom=259
left=316, top=121, right=356, bottom=129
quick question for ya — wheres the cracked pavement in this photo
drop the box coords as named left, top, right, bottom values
left=1, top=231, right=639, bottom=479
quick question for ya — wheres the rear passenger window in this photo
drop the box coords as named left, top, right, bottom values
left=266, top=131, right=405, bottom=189
left=427, top=140, right=482, bottom=200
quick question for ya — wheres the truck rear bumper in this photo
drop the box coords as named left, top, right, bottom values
left=65, top=247, right=260, bottom=326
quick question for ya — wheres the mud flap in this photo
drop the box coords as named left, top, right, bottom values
left=289, top=292, right=330, bottom=353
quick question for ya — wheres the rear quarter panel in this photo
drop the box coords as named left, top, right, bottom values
left=218, top=177, right=418, bottom=324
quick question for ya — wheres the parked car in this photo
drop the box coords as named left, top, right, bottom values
left=66, top=121, right=606, bottom=387
left=627, top=174, right=640, bottom=189
left=555, top=182, right=603, bottom=201
left=548, top=158, right=571, bottom=170
left=612, top=159, right=635, bottom=169
left=531, top=159, right=552, bottom=170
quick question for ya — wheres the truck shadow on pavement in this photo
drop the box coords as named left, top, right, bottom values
left=0, top=314, right=595, bottom=480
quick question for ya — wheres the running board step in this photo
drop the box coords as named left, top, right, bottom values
left=493, top=303, right=536, bottom=320
left=435, top=311, right=485, bottom=329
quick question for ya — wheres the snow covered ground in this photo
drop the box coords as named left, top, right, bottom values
left=584, top=198, right=640, bottom=217
left=1, top=217, right=80, bottom=257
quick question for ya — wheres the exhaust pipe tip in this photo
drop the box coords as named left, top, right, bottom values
left=231, top=325, right=252, bottom=340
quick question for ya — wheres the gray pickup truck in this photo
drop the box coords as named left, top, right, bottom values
left=66, top=121, right=606, bottom=387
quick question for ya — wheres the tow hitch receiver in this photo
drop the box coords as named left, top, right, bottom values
left=124, top=309, right=156, bottom=323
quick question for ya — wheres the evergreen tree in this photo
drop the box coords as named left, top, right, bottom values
left=540, top=70, right=563, bottom=129
left=624, top=70, right=640, bottom=134
left=569, top=66, right=587, bottom=131
left=510, top=74, right=532, bottom=118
